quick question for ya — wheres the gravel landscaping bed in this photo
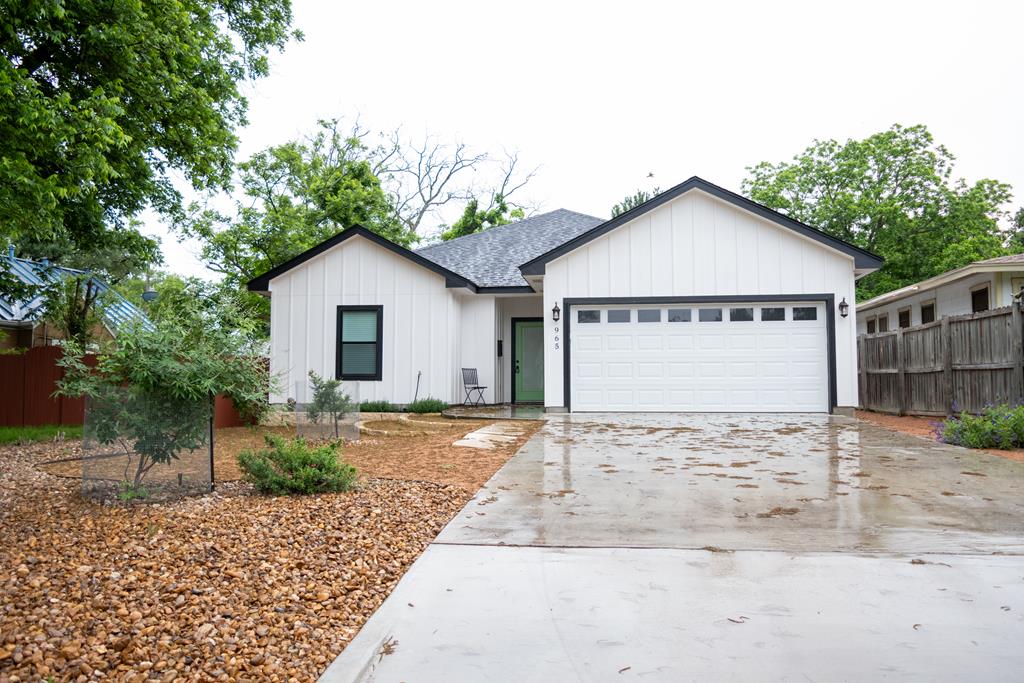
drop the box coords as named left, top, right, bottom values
left=0, top=418, right=539, bottom=681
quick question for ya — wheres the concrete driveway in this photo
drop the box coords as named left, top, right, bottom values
left=322, top=414, right=1024, bottom=682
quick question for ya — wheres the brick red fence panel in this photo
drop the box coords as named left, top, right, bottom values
left=0, top=347, right=251, bottom=428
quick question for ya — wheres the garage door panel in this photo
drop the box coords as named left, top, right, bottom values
left=571, top=302, right=828, bottom=412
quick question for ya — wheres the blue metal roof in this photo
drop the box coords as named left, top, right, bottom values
left=0, top=249, right=151, bottom=333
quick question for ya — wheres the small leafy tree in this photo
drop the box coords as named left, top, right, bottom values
left=58, top=286, right=271, bottom=489
left=305, top=370, right=353, bottom=438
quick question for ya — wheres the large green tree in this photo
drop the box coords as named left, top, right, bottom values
left=742, top=124, right=1013, bottom=300
left=1, top=0, right=298, bottom=287
left=181, top=121, right=407, bottom=318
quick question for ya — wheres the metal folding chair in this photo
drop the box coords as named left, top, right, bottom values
left=461, top=368, right=487, bottom=406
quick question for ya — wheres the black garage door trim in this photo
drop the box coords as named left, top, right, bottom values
left=562, top=294, right=837, bottom=413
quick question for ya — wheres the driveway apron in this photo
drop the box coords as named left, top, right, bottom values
left=321, top=414, right=1024, bottom=682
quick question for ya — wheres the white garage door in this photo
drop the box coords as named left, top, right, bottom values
left=570, top=302, right=829, bottom=412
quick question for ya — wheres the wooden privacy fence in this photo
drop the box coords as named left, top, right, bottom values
left=0, top=346, right=249, bottom=428
left=858, top=305, right=1024, bottom=416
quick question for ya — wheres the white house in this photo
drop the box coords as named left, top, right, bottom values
left=248, top=177, right=882, bottom=414
left=856, top=254, right=1024, bottom=334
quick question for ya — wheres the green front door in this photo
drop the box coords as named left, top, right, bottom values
left=514, top=319, right=544, bottom=403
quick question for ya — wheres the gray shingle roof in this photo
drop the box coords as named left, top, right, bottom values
left=415, top=209, right=605, bottom=287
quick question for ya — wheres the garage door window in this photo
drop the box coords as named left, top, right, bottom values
left=578, top=310, right=601, bottom=323
left=668, top=308, right=691, bottom=322
left=761, top=307, right=785, bottom=321
left=608, top=309, right=631, bottom=323
left=638, top=309, right=661, bottom=323
left=793, top=307, right=817, bottom=321
left=698, top=308, right=723, bottom=322
left=729, top=307, right=754, bottom=322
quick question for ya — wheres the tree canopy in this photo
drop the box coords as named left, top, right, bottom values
left=439, top=194, right=525, bottom=241
left=742, top=124, right=1013, bottom=300
left=611, top=187, right=659, bottom=217
left=1, top=0, right=299, bottom=290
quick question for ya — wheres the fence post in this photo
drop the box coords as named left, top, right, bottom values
left=895, top=328, right=906, bottom=415
left=941, top=317, right=953, bottom=414
left=857, top=336, right=866, bottom=409
left=1012, top=301, right=1024, bottom=403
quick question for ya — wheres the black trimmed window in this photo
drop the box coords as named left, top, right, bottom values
left=698, top=308, right=723, bottom=322
left=761, top=307, right=785, bottom=321
left=578, top=309, right=601, bottom=323
left=793, top=306, right=817, bottom=321
left=729, top=307, right=754, bottom=322
left=337, top=306, right=383, bottom=380
left=668, top=308, right=691, bottom=322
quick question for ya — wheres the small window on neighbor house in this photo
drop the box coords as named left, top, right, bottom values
left=668, top=308, right=691, bottom=322
left=578, top=310, right=600, bottom=323
left=761, top=307, right=785, bottom=321
left=337, top=306, right=382, bottom=381
left=638, top=309, right=661, bottom=323
left=971, top=287, right=989, bottom=313
left=920, top=302, right=936, bottom=325
left=729, top=307, right=754, bottom=322
left=793, top=307, right=817, bottom=321
left=877, top=315, right=889, bottom=332
left=866, top=317, right=877, bottom=334
left=607, top=309, right=631, bottom=323
left=698, top=308, right=723, bottom=322
left=898, top=309, right=911, bottom=328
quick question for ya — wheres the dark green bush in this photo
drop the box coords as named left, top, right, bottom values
left=405, top=397, right=448, bottom=413
left=359, top=399, right=398, bottom=412
left=238, top=434, right=358, bottom=495
left=939, top=404, right=1024, bottom=449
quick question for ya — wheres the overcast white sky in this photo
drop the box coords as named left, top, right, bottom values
left=148, top=0, right=1024, bottom=279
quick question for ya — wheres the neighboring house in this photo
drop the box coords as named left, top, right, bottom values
left=0, top=248, right=148, bottom=350
left=248, top=177, right=882, bottom=413
left=856, top=254, right=1024, bottom=334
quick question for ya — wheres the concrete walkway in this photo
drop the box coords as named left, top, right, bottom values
left=321, top=414, right=1024, bottom=682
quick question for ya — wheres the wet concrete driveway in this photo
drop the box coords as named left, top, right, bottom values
left=322, top=414, right=1024, bottom=682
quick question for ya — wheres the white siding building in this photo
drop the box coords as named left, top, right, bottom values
left=249, top=177, right=881, bottom=413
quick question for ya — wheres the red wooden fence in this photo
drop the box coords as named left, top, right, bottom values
left=0, top=346, right=248, bottom=428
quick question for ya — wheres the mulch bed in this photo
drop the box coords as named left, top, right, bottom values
left=855, top=410, right=1024, bottom=463
left=0, top=417, right=541, bottom=681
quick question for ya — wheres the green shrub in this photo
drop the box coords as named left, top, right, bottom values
left=238, top=434, right=358, bottom=495
left=405, top=397, right=448, bottom=414
left=939, top=404, right=1024, bottom=449
left=359, top=399, right=398, bottom=413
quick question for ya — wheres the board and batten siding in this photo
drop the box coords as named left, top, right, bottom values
left=268, top=234, right=465, bottom=405
left=542, top=189, right=859, bottom=409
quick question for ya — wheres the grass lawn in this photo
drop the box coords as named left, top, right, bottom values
left=0, top=424, right=82, bottom=445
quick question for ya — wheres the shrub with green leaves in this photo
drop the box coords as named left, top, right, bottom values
left=939, top=404, right=1024, bottom=449
left=238, top=434, right=358, bottom=495
left=406, top=397, right=448, bottom=414
left=360, top=399, right=398, bottom=413
left=306, top=370, right=353, bottom=438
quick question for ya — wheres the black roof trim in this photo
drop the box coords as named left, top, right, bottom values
left=247, top=226, right=477, bottom=293
left=475, top=285, right=537, bottom=294
left=519, top=176, right=884, bottom=275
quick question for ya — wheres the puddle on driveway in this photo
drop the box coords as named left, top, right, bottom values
left=436, top=413, right=1024, bottom=554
